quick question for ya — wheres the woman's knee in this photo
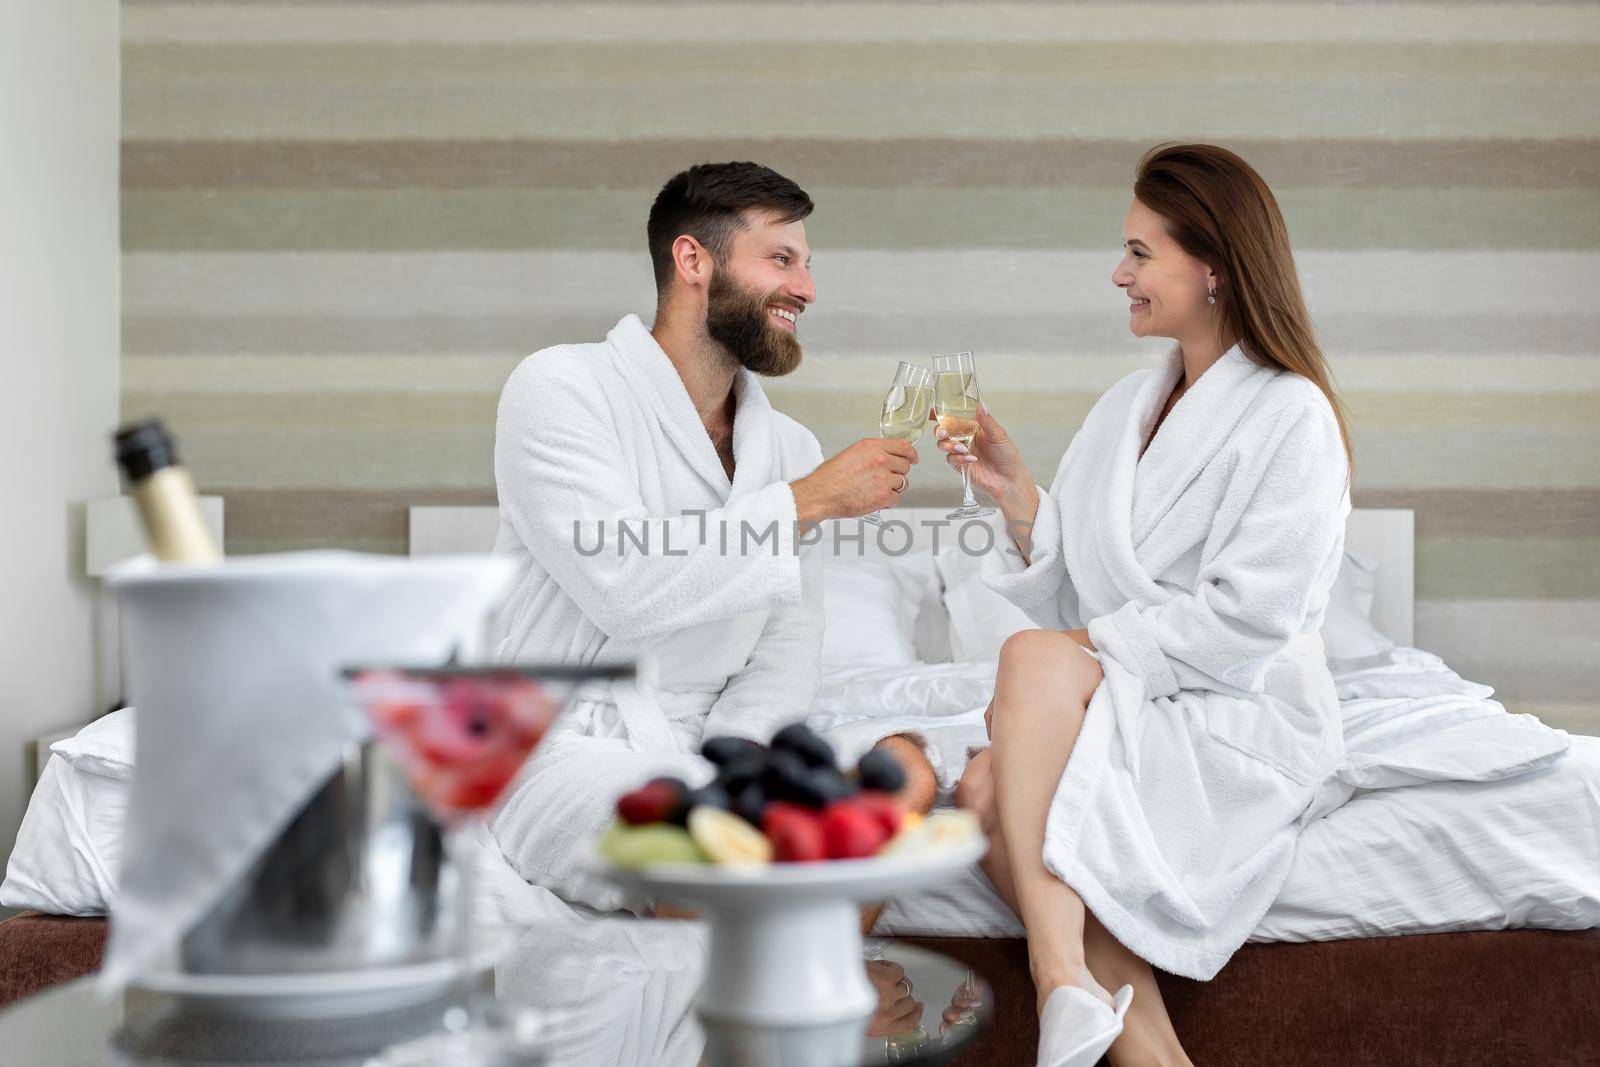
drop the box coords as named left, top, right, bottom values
left=996, top=628, right=1060, bottom=672
left=995, top=629, right=1104, bottom=706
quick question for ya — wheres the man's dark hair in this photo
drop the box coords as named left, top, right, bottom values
left=646, top=162, right=813, bottom=294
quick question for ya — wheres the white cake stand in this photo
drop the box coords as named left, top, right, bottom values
left=593, top=836, right=986, bottom=1067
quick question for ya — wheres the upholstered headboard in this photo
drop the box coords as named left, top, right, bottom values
left=408, top=505, right=1415, bottom=648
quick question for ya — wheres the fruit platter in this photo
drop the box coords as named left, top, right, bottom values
left=589, top=724, right=986, bottom=1051
left=598, top=724, right=981, bottom=881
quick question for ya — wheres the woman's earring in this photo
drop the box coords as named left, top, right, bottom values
left=1207, top=288, right=1216, bottom=305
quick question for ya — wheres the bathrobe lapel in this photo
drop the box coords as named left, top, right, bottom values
left=600, top=317, right=787, bottom=754
left=607, top=315, right=733, bottom=499
left=1132, top=345, right=1274, bottom=546
left=727, top=370, right=785, bottom=501
left=1087, top=346, right=1275, bottom=606
left=607, top=315, right=782, bottom=502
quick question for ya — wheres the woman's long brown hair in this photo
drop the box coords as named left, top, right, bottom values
left=1134, top=143, right=1354, bottom=479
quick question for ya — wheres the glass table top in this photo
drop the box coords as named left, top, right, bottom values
left=0, top=925, right=992, bottom=1067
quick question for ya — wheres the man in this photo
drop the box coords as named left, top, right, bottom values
left=490, top=162, right=939, bottom=913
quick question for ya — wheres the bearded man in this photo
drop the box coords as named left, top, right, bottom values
left=489, top=162, right=939, bottom=913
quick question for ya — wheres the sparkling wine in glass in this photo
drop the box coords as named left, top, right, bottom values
left=932, top=351, right=995, bottom=519
left=863, top=362, right=936, bottom=527
left=344, top=662, right=632, bottom=1067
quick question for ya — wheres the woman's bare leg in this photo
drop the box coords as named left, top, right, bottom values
left=987, top=629, right=1103, bottom=1013
left=962, top=635, right=1194, bottom=1065
left=1084, top=913, right=1193, bottom=1067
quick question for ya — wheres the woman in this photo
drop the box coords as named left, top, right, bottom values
left=942, top=144, right=1354, bottom=1067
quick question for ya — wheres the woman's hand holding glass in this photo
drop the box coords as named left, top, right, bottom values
left=931, top=401, right=1039, bottom=536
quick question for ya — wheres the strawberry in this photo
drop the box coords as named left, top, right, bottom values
left=762, top=801, right=827, bottom=863
left=617, top=781, right=680, bottom=826
left=851, top=791, right=905, bottom=839
left=821, top=800, right=891, bottom=860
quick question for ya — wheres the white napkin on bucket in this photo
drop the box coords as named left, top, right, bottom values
left=100, top=551, right=515, bottom=991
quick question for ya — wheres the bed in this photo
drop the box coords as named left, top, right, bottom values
left=4, top=505, right=1597, bottom=1066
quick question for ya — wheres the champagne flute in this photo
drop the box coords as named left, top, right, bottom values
left=932, top=351, right=995, bottom=519
left=862, top=361, right=935, bottom=527
left=343, top=662, right=632, bottom=1067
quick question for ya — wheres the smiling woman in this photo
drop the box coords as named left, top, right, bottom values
left=1116, top=144, right=1355, bottom=476
left=937, top=143, right=1364, bottom=1067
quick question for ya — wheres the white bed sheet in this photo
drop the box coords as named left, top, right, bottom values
left=873, top=733, right=1600, bottom=941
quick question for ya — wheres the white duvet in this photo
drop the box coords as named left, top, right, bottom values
left=810, top=648, right=1597, bottom=945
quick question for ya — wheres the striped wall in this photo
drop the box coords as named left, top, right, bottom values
left=120, top=2, right=1600, bottom=732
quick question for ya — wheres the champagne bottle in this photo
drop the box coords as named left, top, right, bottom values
left=113, top=419, right=221, bottom=563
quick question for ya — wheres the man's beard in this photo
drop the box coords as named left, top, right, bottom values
left=705, top=270, right=803, bottom=377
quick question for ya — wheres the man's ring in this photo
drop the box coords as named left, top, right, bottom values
left=894, top=473, right=907, bottom=493
left=896, top=977, right=913, bottom=998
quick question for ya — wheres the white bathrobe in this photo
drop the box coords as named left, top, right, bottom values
left=489, top=314, right=914, bottom=911
left=984, top=344, right=1351, bottom=981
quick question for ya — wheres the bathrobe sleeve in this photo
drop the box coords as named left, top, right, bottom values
left=495, top=356, right=805, bottom=645
left=701, top=473, right=826, bottom=744
left=981, top=451, right=1083, bottom=630
left=1086, top=399, right=1350, bottom=699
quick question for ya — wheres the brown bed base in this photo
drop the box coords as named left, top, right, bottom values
left=903, top=930, right=1600, bottom=1065
left=4, top=914, right=1597, bottom=1064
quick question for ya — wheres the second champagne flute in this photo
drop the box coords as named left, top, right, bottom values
left=932, top=351, right=995, bottom=520
left=862, top=361, right=935, bottom=527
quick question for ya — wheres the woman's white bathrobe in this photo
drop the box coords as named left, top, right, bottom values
left=489, top=314, right=922, bottom=911
left=984, top=344, right=1351, bottom=981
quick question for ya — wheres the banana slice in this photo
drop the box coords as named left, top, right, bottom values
left=884, top=808, right=981, bottom=856
left=688, top=806, right=774, bottom=867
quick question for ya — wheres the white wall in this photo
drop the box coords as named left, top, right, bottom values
left=0, top=1, right=121, bottom=879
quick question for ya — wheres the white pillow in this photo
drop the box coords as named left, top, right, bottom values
left=1334, top=647, right=1570, bottom=789
left=1321, top=547, right=1395, bottom=664
left=1, top=707, right=136, bottom=916
left=0, top=754, right=127, bottom=916
left=819, top=557, right=930, bottom=671
left=939, top=575, right=1034, bottom=663
left=1337, top=697, right=1571, bottom=790
left=51, top=705, right=135, bottom=780
left=933, top=525, right=1036, bottom=662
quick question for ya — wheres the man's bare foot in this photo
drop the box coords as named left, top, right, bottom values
left=872, top=734, right=938, bottom=814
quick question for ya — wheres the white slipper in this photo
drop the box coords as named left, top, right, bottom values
left=1036, top=982, right=1134, bottom=1067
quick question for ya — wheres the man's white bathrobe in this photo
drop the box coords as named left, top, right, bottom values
left=984, top=344, right=1351, bottom=981
left=489, top=314, right=913, bottom=912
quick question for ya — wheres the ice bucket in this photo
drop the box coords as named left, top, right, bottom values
left=181, top=740, right=451, bottom=974
left=106, top=551, right=514, bottom=984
